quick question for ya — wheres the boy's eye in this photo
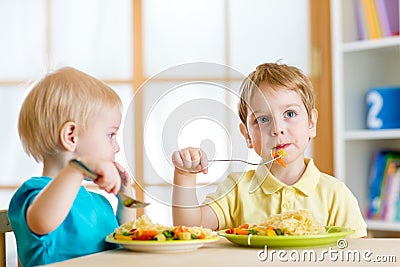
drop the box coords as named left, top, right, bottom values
left=256, top=116, right=270, bottom=124
left=108, top=133, right=117, bottom=139
left=284, top=111, right=296, bottom=118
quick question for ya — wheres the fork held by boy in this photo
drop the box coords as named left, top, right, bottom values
left=209, top=157, right=281, bottom=166
left=209, top=149, right=287, bottom=166
left=69, top=158, right=150, bottom=208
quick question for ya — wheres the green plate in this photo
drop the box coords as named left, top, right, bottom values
left=218, top=226, right=354, bottom=248
left=105, top=234, right=220, bottom=252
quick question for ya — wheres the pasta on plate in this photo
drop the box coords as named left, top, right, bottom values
left=224, top=210, right=326, bottom=236
left=261, top=209, right=326, bottom=235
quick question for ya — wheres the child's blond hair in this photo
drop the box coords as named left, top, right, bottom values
left=18, top=67, right=122, bottom=162
left=238, top=62, right=315, bottom=124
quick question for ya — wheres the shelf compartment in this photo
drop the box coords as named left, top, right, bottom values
left=345, top=129, right=400, bottom=140
left=342, top=140, right=400, bottom=214
left=342, top=36, right=400, bottom=52
left=367, top=220, right=400, bottom=232
left=342, top=48, right=400, bottom=131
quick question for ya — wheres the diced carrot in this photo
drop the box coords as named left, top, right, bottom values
left=198, top=233, right=206, bottom=239
left=272, top=150, right=287, bottom=168
left=239, top=223, right=249, bottom=229
left=276, top=158, right=286, bottom=168
left=140, top=230, right=159, bottom=238
left=174, top=225, right=183, bottom=237
left=234, top=228, right=250, bottom=235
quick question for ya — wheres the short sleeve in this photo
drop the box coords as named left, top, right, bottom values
left=328, top=183, right=368, bottom=238
left=8, top=177, right=49, bottom=239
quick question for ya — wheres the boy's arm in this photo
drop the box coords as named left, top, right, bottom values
left=171, top=149, right=218, bottom=229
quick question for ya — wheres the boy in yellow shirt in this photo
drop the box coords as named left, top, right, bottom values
left=172, top=62, right=367, bottom=238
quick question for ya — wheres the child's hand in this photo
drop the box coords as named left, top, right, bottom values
left=113, top=162, right=135, bottom=197
left=81, top=158, right=121, bottom=195
left=172, top=147, right=208, bottom=174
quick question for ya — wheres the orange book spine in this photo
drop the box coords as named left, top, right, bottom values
left=371, top=0, right=383, bottom=38
left=362, top=0, right=380, bottom=39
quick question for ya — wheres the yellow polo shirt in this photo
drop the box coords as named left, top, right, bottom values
left=204, top=158, right=367, bottom=238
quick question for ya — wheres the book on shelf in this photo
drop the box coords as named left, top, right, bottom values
left=367, top=150, right=400, bottom=222
left=355, top=0, right=399, bottom=40
left=356, top=0, right=369, bottom=39
left=381, top=164, right=400, bottom=221
left=375, top=0, right=391, bottom=36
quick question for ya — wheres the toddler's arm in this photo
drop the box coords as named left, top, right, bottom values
left=114, top=162, right=136, bottom=224
left=27, top=158, right=121, bottom=235
left=171, top=147, right=218, bottom=230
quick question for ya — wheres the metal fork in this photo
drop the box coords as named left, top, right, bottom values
left=209, top=156, right=281, bottom=166
left=69, top=159, right=150, bottom=208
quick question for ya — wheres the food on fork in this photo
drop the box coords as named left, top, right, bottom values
left=277, top=149, right=288, bottom=159
left=271, top=148, right=288, bottom=168
left=111, top=215, right=215, bottom=241
left=224, top=210, right=326, bottom=236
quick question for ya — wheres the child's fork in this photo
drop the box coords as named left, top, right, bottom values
left=209, top=156, right=281, bottom=166
left=69, top=158, right=150, bottom=208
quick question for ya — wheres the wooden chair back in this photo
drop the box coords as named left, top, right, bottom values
left=0, top=210, right=14, bottom=267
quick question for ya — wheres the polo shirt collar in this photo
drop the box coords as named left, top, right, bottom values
left=249, top=158, right=320, bottom=196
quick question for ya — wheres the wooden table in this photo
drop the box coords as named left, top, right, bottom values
left=42, top=238, right=400, bottom=267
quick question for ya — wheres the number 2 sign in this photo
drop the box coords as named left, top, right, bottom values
left=366, top=87, right=400, bottom=130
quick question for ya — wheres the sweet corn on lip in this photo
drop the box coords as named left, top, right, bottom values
left=277, top=149, right=288, bottom=158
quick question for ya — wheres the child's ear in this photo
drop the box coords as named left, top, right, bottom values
left=308, top=108, right=318, bottom=138
left=60, top=121, right=78, bottom=152
left=239, top=123, right=253, bottom=149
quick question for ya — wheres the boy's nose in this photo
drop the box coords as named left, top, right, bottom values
left=272, top=130, right=284, bottom=136
left=272, top=121, right=285, bottom=136
left=114, top=142, right=120, bottom=153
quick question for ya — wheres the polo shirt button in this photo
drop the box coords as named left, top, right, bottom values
left=283, top=189, right=291, bottom=196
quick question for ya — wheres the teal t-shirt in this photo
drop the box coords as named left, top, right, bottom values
left=8, top=177, right=118, bottom=267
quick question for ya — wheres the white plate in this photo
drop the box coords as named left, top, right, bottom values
left=105, top=235, right=220, bottom=253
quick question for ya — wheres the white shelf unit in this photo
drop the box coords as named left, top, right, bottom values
left=331, top=0, right=400, bottom=233
left=367, top=220, right=400, bottom=232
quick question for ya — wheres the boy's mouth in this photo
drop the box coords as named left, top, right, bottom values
left=274, top=144, right=288, bottom=150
